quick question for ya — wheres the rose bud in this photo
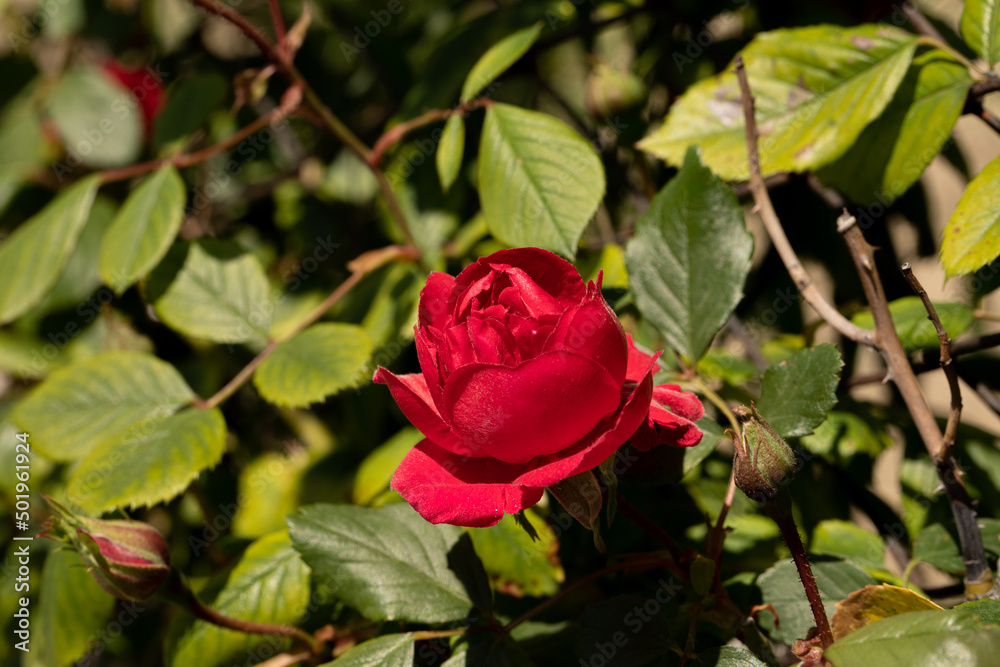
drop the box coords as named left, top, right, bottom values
left=41, top=496, right=171, bottom=601
left=374, top=247, right=704, bottom=527
left=729, top=403, right=798, bottom=503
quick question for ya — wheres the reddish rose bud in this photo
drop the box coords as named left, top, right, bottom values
left=41, top=496, right=170, bottom=601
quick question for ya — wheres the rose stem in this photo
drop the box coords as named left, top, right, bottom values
left=763, top=494, right=833, bottom=648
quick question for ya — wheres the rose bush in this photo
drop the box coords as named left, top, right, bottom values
left=374, top=248, right=703, bottom=526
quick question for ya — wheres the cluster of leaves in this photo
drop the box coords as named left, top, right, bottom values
left=2, top=0, right=1000, bottom=666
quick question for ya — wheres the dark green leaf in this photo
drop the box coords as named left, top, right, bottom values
left=811, top=520, right=886, bottom=573
left=757, top=558, right=876, bottom=644
left=478, top=103, right=604, bottom=258
left=288, top=503, right=492, bottom=623
left=625, top=148, right=753, bottom=361
left=13, top=351, right=194, bottom=461
left=818, top=48, right=970, bottom=204
left=0, top=175, right=100, bottom=324
left=956, top=598, right=1000, bottom=626
left=639, top=25, right=917, bottom=179
left=167, top=532, right=311, bottom=667
left=100, top=165, right=187, bottom=293
left=319, top=634, right=414, bottom=667
left=913, top=523, right=965, bottom=573
left=695, top=646, right=769, bottom=667
left=825, top=609, right=1000, bottom=667
left=851, top=297, right=974, bottom=352
left=575, top=593, right=678, bottom=666
left=757, top=344, right=843, bottom=438
left=253, top=323, right=373, bottom=407
left=154, top=73, right=228, bottom=148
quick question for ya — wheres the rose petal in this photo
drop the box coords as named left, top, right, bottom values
left=415, top=329, right=443, bottom=406
left=625, top=334, right=659, bottom=383
left=648, top=404, right=704, bottom=447
left=513, top=370, right=654, bottom=487
left=652, top=384, right=705, bottom=423
left=453, top=248, right=586, bottom=309
left=545, top=295, right=627, bottom=387
left=391, top=439, right=545, bottom=527
left=372, top=368, right=484, bottom=457
left=467, top=313, right=518, bottom=366
left=443, top=351, right=621, bottom=464
left=418, top=272, right=456, bottom=330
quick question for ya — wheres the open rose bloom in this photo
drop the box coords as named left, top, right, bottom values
left=374, top=248, right=704, bottom=527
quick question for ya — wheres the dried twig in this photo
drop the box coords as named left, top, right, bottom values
left=838, top=213, right=992, bottom=598
left=901, top=263, right=962, bottom=459
left=733, top=55, right=874, bottom=347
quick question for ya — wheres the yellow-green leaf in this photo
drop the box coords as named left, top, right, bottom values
left=100, top=165, right=187, bottom=293
left=461, top=22, right=542, bottom=102
left=961, top=0, right=1000, bottom=66
left=942, top=154, right=1000, bottom=276
left=0, top=175, right=100, bottom=324
left=436, top=115, right=464, bottom=192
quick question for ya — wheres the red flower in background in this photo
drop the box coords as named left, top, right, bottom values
left=103, top=60, right=165, bottom=136
left=374, top=248, right=703, bottom=527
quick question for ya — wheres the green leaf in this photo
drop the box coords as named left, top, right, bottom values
left=913, top=523, right=965, bottom=573
left=100, top=165, right=187, bottom=294
left=154, top=73, right=228, bottom=149
left=0, top=175, right=100, bottom=324
left=13, top=351, right=194, bottom=462
left=624, top=148, right=753, bottom=360
left=154, top=242, right=272, bottom=343
left=66, top=407, right=226, bottom=513
left=639, top=25, right=917, bottom=180
left=961, top=0, right=1000, bottom=66
left=319, top=634, right=414, bottom=667
left=437, top=115, right=465, bottom=192
left=757, top=344, right=843, bottom=438
left=812, top=520, right=886, bottom=573
left=253, top=323, right=373, bottom=407
left=466, top=508, right=565, bottom=598
left=942, top=153, right=1000, bottom=276
left=48, top=67, right=143, bottom=168
left=42, top=196, right=116, bottom=312
left=851, top=296, right=974, bottom=352
left=288, top=503, right=492, bottom=623
left=461, top=22, right=542, bottom=102
left=29, top=549, right=115, bottom=667
left=956, top=598, right=1000, bottom=625
left=477, top=103, right=604, bottom=258
left=167, top=532, right=311, bottom=667
left=757, top=558, right=876, bottom=645
left=232, top=450, right=311, bottom=538
left=825, top=609, right=1000, bottom=667
left=352, top=427, right=423, bottom=507
left=695, top=646, right=769, bottom=667
left=817, top=47, right=970, bottom=204
left=0, top=97, right=45, bottom=213
left=800, top=410, right=893, bottom=460
left=575, top=594, right=678, bottom=665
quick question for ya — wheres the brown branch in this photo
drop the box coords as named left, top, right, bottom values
left=901, top=3, right=945, bottom=41
left=267, top=0, right=287, bottom=47
left=846, top=331, right=1000, bottom=386
left=733, top=56, right=873, bottom=347
left=837, top=212, right=992, bottom=597
left=730, top=172, right=791, bottom=199
left=100, top=91, right=301, bottom=185
left=901, top=263, right=962, bottom=460
left=184, top=0, right=422, bottom=255
left=368, top=98, right=492, bottom=168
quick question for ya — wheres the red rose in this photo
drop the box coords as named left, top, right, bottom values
left=374, top=248, right=703, bottom=527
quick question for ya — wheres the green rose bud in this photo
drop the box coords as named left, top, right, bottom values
left=729, top=403, right=798, bottom=503
left=41, top=496, right=171, bottom=601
